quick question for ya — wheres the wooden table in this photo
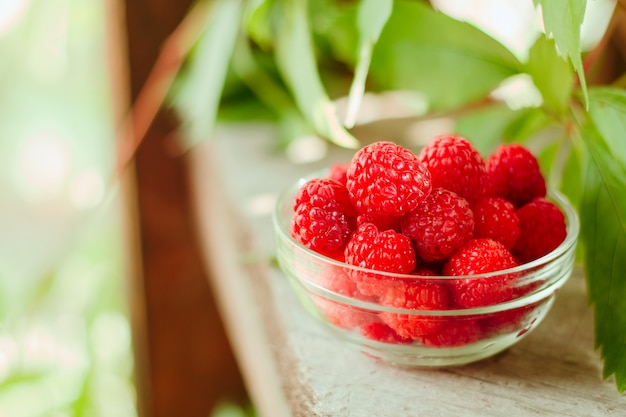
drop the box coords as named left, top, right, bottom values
left=189, top=124, right=624, bottom=417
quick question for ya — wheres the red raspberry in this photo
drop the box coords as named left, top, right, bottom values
left=312, top=295, right=376, bottom=330
left=418, top=134, right=488, bottom=203
left=291, top=178, right=356, bottom=257
left=357, top=213, right=403, bottom=233
left=344, top=223, right=417, bottom=297
left=345, top=223, right=416, bottom=273
left=346, top=141, right=431, bottom=217
left=360, top=322, right=413, bottom=344
left=319, top=263, right=362, bottom=298
left=472, top=197, right=520, bottom=250
left=412, top=265, right=441, bottom=276
left=419, top=318, right=482, bottom=347
left=312, top=264, right=379, bottom=329
left=486, top=144, right=546, bottom=207
left=327, top=161, right=349, bottom=186
left=443, top=238, right=518, bottom=308
left=379, top=281, right=450, bottom=339
left=402, top=188, right=474, bottom=262
left=480, top=302, right=539, bottom=337
left=513, top=197, right=566, bottom=262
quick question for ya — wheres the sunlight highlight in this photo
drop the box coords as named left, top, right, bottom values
left=0, top=0, right=28, bottom=35
left=14, top=132, right=72, bottom=202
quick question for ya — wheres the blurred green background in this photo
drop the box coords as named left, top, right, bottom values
left=0, top=0, right=135, bottom=415
left=0, top=0, right=624, bottom=414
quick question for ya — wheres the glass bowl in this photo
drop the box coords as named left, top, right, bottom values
left=273, top=174, right=579, bottom=367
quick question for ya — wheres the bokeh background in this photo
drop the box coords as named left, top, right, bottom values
left=0, top=0, right=623, bottom=416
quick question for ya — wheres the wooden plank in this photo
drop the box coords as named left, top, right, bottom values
left=121, top=1, right=247, bottom=416
left=189, top=124, right=625, bottom=417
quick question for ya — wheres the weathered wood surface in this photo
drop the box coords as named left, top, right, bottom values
left=189, top=124, right=624, bottom=417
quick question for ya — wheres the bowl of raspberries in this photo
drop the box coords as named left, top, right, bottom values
left=273, top=134, right=579, bottom=367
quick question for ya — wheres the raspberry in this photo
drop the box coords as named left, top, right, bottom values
left=418, top=134, right=488, bottom=203
left=472, top=197, right=520, bottom=250
left=443, top=238, right=518, bottom=308
left=312, top=295, right=376, bottom=330
left=291, top=178, right=356, bottom=257
left=419, top=318, right=482, bottom=347
left=313, top=264, right=379, bottom=329
left=360, top=322, right=413, bottom=344
left=344, top=223, right=417, bottom=297
left=345, top=223, right=417, bottom=274
left=327, top=161, right=349, bottom=186
left=412, top=265, right=441, bottom=276
left=346, top=141, right=431, bottom=217
left=319, top=263, right=362, bottom=298
left=486, top=144, right=546, bottom=207
left=513, top=197, right=566, bottom=262
left=357, top=213, right=403, bottom=233
left=402, top=188, right=474, bottom=262
left=379, top=280, right=450, bottom=339
left=480, top=302, right=539, bottom=337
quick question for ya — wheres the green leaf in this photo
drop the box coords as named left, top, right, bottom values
left=344, top=0, right=392, bottom=128
left=533, top=0, right=588, bottom=108
left=587, top=88, right=626, bottom=165
left=454, top=104, right=526, bottom=155
left=501, top=107, right=554, bottom=145
left=230, top=29, right=297, bottom=118
left=559, top=137, right=584, bottom=209
left=170, top=0, right=243, bottom=149
left=357, top=0, right=391, bottom=43
left=244, top=0, right=274, bottom=51
left=524, top=35, right=574, bottom=115
left=370, top=1, right=521, bottom=111
left=272, top=0, right=359, bottom=148
left=579, top=89, right=626, bottom=393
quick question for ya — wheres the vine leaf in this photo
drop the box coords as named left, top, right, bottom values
left=170, top=0, right=243, bottom=149
left=370, top=1, right=520, bottom=111
left=587, top=88, right=626, bottom=165
left=272, top=0, right=359, bottom=148
left=524, top=35, right=573, bottom=115
left=533, top=0, right=588, bottom=108
left=343, top=0, right=392, bottom=128
left=580, top=87, right=626, bottom=393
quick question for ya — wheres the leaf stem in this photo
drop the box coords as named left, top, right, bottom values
left=344, top=42, right=372, bottom=129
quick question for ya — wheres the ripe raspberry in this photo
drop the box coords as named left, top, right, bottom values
left=312, top=295, right=376, bottom=330
left=360, top=322, right=413, bottom=344
left=418, top=134, right=488, bottom=203
left=480, top=302, right=538, bottom=337
left=319, top=263, right=362, bottom=298
left=419, top=318, right=482, bottom=347
left=443, top=238, right=518, bottom=308
left=344, top=223, right=417, bottom=297
left=486, top=144, right=546, bottom=207
left=402, top=188, right=474, bottom=262
left=327, top=161, right=349, bottom=186
left=346, top=141, right=431, bottom=217
left=412, top=265, right=442, bottom=277
left=357, top=213, right=403, bottom=233
left=312, top=263, right=379, bottom=329
left=472, top=197, right=520, bottom=250
left=513, top=197, right=566, bottom=262
left=291, top=178, right=356, bottom=257
left=345, top=223, right=417, bottom=273
left=379, top=280, right=451, bottom=339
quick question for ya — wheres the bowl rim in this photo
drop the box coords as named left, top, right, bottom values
left=294, top=267, right=566, bottom=316
left=274, top=170, right=579, bottom=282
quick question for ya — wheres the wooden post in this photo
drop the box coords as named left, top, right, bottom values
left=116, top=1, right=248, bottom=416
